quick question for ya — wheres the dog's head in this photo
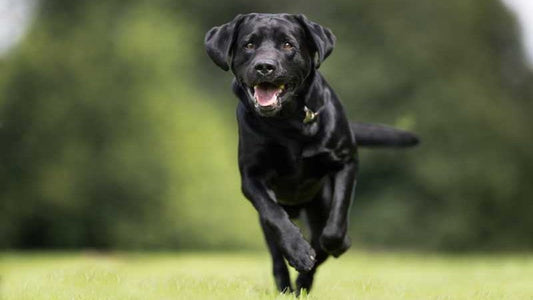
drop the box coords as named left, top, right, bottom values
left=205, top=13, right=335, bottom=117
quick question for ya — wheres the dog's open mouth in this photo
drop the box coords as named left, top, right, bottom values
left=249, top=82, right=287, bottom=111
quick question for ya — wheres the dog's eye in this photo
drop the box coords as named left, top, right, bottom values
left=244, top=42, right=255, bottom=50
left=282, top=42, right=294, bottom=50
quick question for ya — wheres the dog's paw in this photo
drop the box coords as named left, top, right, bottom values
left=281, top=236, right=316, bottom=273
left=320, top=228, right=351, bottom=257
left=296, top=272, right=315, bottom=295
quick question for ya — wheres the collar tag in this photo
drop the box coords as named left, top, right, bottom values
left=303, top=106, right=318, bottom=124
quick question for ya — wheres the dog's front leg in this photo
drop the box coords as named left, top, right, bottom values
left=320, top=159, right=357, bottom=257
left=241, top=176, right=316, bottom=272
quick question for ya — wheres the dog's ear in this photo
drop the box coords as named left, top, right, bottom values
left=295, top=14, right=336, bottom=69
left=205, top=14, right=245, bottom=71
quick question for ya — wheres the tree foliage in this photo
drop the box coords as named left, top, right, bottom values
left=1, top=0, right=532, bottom=251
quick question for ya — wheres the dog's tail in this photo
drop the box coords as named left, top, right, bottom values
left=351, top=122, right=419, bottom=147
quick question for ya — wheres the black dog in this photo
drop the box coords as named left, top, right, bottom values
left=205, top=13, right=418, bottom=294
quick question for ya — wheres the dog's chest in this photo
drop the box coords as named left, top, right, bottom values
left=267, top=144, right=332, bottom=205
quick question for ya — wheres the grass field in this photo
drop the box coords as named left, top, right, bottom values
left=1, top=251, right=532, bottom=300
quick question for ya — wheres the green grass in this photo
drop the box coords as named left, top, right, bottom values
left=1, top=251, right=532, bottom=299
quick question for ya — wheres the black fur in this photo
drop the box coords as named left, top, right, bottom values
left=205, top=13, right=418, bottom=294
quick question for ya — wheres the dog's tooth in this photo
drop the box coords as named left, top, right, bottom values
left=280, top=84, right=285, bottom=90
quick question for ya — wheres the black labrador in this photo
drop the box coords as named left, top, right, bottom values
left=205, top=13, right=418, bottom=294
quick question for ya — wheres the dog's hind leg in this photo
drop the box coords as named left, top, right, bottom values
left=295, top=180, right=333, bottom=294
left=260, top=218, right=293, bottom=293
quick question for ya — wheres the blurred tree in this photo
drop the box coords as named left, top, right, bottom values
left=320, top=0, right=533, bottom=250
left=0, top=0, right=261, bottom=249
left=1, top=0, right=532, bottom=251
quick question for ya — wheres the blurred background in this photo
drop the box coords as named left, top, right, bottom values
left=1, top=0, right=532, bottom=252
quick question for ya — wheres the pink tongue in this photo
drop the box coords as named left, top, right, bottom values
left=254, top=85, right=280, bottom=106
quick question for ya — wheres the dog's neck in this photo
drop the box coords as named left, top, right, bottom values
left=299, top=71, right=327, bottom=122
left=275, top=71, right=327, bottom=127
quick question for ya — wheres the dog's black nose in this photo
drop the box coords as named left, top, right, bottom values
left=254, top=62, right=276, bottom=76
